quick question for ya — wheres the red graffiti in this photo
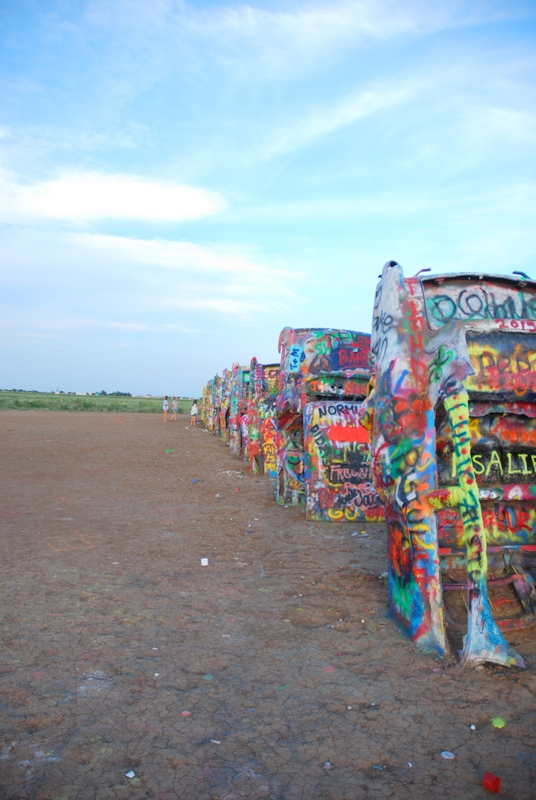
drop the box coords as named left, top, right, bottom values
left=328, top=424, right=369, bottom=444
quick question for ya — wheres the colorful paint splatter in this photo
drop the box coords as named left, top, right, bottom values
left=362, top=261, right=535, bottom=666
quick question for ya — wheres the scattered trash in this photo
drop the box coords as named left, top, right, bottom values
left=323, top=761, right=334, bottom=770
left=154, top=673, right=159, bottom=677
left=125, top=771, right=136, bottom=779
left=347, top=705, right=352, bottom=709
left=361, top=619, right=365, bottom=624
left=191, top=478, right=197, bottom=483
left=441, top=751, right=455, bottom=759
left=491, top=717, right=505, bottom=729
left=351, top=531, right=358, bottom=537
left=181, top=711, right=192, bottom=717
left=379, top=572, right=388, bottom=579
left=165, top=448, right=174, bottom=453
left=222, top=634, right=231, bottom=638
left=215, top=494, right=220, bottom=497
left=200, top=558, right=209, bottom=566
left=220, top=470, right=243, bottom=476
left=152, top=647, right=158, bottom=650
left=247, top=525, right=253, bottom=533
left=235, top=488, right=240, bottom=492
left=278, top=684, right=288, bottom=690
left=470, top=724, right=476, bottom=730
left=282, top=619, right=291, bottom=623
left=482, top=772, right=501, bottom=794
left=202, top=674, right=214, bottom=681
left=210, top=739, right=221, bottom=744
left=372, top=765, right=386, bottom=771
left=112, top=561, right=120, bottom=565
left=408, top=762, right=413, bottom=767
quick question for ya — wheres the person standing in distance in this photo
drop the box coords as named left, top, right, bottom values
left=162, top=395, right=169, bottom=422
left=190, top=400, right=198, bottom=427
left=171, top=397, right=178, bottom=421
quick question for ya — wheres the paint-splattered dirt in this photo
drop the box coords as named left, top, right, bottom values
left=1, top=411, right=535, bottom=800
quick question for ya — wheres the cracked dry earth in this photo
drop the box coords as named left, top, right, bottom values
left=1, top=411, right=536, bottom=800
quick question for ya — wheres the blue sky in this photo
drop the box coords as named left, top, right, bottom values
left=1, top=0, right=535, bottom=396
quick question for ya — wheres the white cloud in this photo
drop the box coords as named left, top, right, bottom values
left=256, top=83, right=413, bottom=159
left=180, top=0, right=529, bottom=80
left=0, top=229, right=303, bottom=327
left=79, top=0, right=528, bottom=92
left=0, top=315, right=203, bottom=338
left=72, top=232, right=300, bottom=286
left=465, top=106, right=536, bottom=146
left=0, top=171, right=225, bottom=222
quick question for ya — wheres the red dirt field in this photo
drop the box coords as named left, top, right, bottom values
left=1, top=411, right=535, bottom=800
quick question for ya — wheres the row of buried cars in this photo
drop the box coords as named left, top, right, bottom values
left=201, top=328, right=382, bottom=523
left=202, top=262, right=536, bottom=668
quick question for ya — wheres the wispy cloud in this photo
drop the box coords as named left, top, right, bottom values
left=0, top=314, right=204, bottom=339
left=255, top=83, right=414, bottom=160
left=73, top=232, right=301, bottom=286
left=0, top=229, right=303, bottom=326
left=118, top=0, right=530, bottom=76
left=0, top=171, right=225, bottom=222
left=464, top=106, right=536, bottom=146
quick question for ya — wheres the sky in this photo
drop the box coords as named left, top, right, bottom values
left=1, top=0, right=535, bottom=396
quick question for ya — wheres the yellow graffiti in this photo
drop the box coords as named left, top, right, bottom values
left=413, top=534, right=435, bottom=550
left=450, top=449, right=536, bottom=479
left=486, top=450, right=503, bottom=476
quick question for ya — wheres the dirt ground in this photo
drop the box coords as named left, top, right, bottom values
left=1, top=411, right=536, bottom=800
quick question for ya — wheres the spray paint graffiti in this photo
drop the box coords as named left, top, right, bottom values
left=229, top=363, right=250, bottom=456
left=201, top=380, right=213, bottom=430
left=219, top=369, right=231, bottom=444
left=246, top=359, right=281, bottom=475
left=425, top=279, right=536, bottom=329
left=362, top=261, right=536, bottom=666
left=275, top=327, right=379, bottom=516
left=304, top=401, right=382, bottom=522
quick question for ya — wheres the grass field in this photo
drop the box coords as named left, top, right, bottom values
left=0, top=392, right=195, bottom=413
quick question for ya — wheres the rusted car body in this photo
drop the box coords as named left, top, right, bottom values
left=275, top=327, right=382, bottom=521
left=362, top=260, right=536, bottom=667
left=229, top=363, right=250, bottom=456
left=247, top=358, right=281, bottom=476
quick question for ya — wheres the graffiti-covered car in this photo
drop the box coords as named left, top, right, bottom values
left=211, top=375, right=221, bottom=435
left=362, top=260, right=536, bottom=667
left=248, top=358, right=280, bottom=476
left=229, top=363, right=250, bottom=456
left=201, top=379, right=215, bottom=431
left=219, top=368, right=231, bottom=443
left=275, top=327, right=382, bottom=522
